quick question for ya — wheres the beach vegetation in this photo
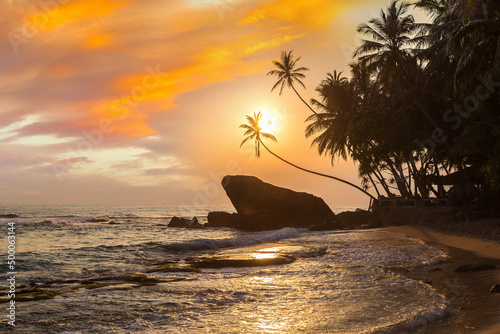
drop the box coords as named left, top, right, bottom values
left=246, top=0, right=500, bottom=207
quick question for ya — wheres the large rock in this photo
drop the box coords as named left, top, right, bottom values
left=361, top=216, right=384, bottom=229
left=221, top=175, right=336, bottom=230
left=235, top=213, right=285, bottom=231
left=205, top=212, right=238, bottom=228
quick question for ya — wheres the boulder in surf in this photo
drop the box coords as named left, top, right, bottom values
left=168, top=216, right=202, bottom=229
left=220, top=175, right=337, bottom=231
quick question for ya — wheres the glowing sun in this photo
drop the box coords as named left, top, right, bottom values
left=259, top=110, right=279, bottom=135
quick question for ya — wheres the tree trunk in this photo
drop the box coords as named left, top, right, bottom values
left=372, top=166, right=392, bottom=197
left=385, top=158, right=411, bottom=197
left=291, top=85, right=318, bottom=115
left=366, top=173, right=381, bottom=198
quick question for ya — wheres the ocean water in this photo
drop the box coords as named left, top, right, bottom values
left=0, top=205, right=452, bottom=333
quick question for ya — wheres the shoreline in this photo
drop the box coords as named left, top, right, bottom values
left=381, top=225, right=500, bottom=334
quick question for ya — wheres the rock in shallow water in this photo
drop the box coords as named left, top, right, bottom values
left=205, top=211, right=238, bottom=228
left=337, top=210, right=373, bottom=229
left=0, top=213, right=18, bottom=218
left=168, top=216, right=202, bottom=228
left=189, top=255, right=296, bottom=269
left=220, top=175, right=337, bottom=231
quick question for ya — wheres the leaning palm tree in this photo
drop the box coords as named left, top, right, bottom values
left=239, top=112, right=277, bottom=158
left=240, top=112, right=376, bottom=200
left=267, top=50, right=318, bottom=115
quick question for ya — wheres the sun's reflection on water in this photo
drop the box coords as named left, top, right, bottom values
left=250, top=247, right=283, bottom=260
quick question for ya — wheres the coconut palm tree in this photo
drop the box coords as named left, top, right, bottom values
left=354, top=0, right=422, bottom=80
left=306, top=72, right=356, bottom=163
left=306, top=70, right=400, bottom=197
left=239, top=112, right=376, bottom=200
left=353, top=0, right=441, bottom=129
left=267, top=50, right=318, bottom=115
left=415, top=0, right=500, bottom=92
left=239, top=112, right=277, bottom=158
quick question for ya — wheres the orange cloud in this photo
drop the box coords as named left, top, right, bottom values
left=102, top=30, right=304, bottom=138
left=243, top=33, right=306, bottom=55
left=46, top=64, right=74, bottom=78
left=85, top=34, right=112, bottom=49
left=28, top=0, right=131, bottom=31
left=86, top=101, right=157, bottom=139
left=114, top=31, right=303, bottom=104
left=11, top=0, right=324, bottom=140
left=240, top=0, right=340, bottom=29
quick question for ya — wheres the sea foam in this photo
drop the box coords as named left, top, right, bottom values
left=162, top=227, right=307, bottom=252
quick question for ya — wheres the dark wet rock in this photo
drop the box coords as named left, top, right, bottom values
left=195, top=288, right=223, bottom=296
left=81, top=273, right=164, bottom=285
left=361, top=216, right=384, bottom=229
left=37, top=219, right=55, bottom=224
left=308, top=217, right=343, bottom=231
left=168, top=216, right=202, bottom=228
left=453, top=264, right=496, bottom=272
left=189, top=255, right=296, bottom=269
left=118, top=273, right=163, bottom=284
left=146, top=262, right=201, bottom=273
left=235, top=213, right=285, bottom=231
left=87, top=216, right=109, bottom=222
left=205, top=211, right=238, bottom=228
left=42, top=279, right=80, bottom=286
left=490, top=284, right=500, bottom=293
left=84, top=282, right=122, bottom=290
left=0, top=213, right=18, bottom=218
left=7, top=287, right=65, bottom=303
left=168, top=216, right=188, bottom=227
left=337, top=210, right=374, bottom=229
left=221, top=175, right=336, bottom=230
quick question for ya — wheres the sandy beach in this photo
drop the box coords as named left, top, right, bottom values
left=382, top=223, right=500, bottom=334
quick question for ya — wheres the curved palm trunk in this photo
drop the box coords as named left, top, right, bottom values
left=291, top=85, right=318, bottom=116
left=260, top=140, right=377, bottom=200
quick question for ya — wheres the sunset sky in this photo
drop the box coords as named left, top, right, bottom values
left=0, top=0, right=426, bottom=206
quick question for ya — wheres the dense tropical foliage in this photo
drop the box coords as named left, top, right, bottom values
left=271, top=0, right=500, bottom=206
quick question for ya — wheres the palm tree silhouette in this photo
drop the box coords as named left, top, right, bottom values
left=307, top=70, right=354, bottom=163
left=239, top=112, right=277, bottom=158
left=240, top=112, right=376, bottom=200
left=267, top=50, right=318, bottom=115
left=354, top=0, right=440, bottom=129
left=415, top=0, right=500, bottom=91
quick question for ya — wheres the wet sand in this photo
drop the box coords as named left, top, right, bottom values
left=382, top=226, right=500, bottom=334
